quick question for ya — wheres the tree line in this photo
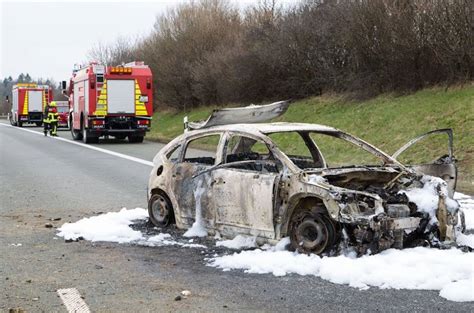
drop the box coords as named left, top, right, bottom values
left=88, top=0, right=473, bottom=111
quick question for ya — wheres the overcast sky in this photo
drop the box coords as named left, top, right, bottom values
left=1, top=0, right=286, bottom=83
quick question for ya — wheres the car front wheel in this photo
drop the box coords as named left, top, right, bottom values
left=289, top=209, right=338, bottom=255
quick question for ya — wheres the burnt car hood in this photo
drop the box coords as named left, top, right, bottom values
left=304, top=166, right=410, bottom=192
left=301, top=166, right=422, bottom=214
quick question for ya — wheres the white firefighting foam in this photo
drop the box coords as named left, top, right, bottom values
left=208, top=191, right=474, bottom=303
left=183, top=177, right=209, bottom=238
left=56, top=208, right=205, bottom=248
left=208, top=239, right=474, bottom=302
left=57, top=208, right=148, bottom=243
left=216, top=235, right=257, bottom=249
left=56, top=192, right=474, bottom=303
left=399, top=175, right=459, bottom=225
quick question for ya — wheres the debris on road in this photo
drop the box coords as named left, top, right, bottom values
left=181, top=290, right=191, bottom=297
left=44, top=223, right=53, bottom=228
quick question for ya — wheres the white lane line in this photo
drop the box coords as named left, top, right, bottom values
left=57, top=288, right=91, bottom=313
left=0, top=123, right=154, bottom=167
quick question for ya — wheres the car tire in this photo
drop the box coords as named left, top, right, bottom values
left=289, top=207, right=337, bottom=255
left=148, top=192, right=175, bottom=227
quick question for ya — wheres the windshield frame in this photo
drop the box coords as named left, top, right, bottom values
left=263, top=130, right=406, bottom=171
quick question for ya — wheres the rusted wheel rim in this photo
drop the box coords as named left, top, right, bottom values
left=152, top=195, right=170, bottom=224
left=295, top=217, right=329, bottom=254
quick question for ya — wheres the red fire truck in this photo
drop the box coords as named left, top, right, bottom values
left=9, top=83, right=52, bottom=127
left=63, top=61, right=153, bottom=143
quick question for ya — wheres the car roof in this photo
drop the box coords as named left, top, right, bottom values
left=186, top=122, right=340, bottom=136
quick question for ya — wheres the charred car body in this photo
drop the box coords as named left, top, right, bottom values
left=148, top=101, right=465, bottom=255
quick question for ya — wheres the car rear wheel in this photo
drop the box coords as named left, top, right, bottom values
left=289, top=209, right=338, bottom=255
left=148, top=192, right=175, bottom=227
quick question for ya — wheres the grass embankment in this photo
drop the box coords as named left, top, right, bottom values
left=149, top=86, right=474, bottom=194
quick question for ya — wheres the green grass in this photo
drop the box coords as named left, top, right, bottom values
left=150, top=85, right=474, bottom=193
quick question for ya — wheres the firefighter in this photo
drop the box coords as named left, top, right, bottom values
left=43, top=102, right=51, bottom=136
left=43, top=101, right=58, bottom=136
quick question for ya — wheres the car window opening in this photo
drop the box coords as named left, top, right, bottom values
left=224, top=135, right=281, bottom=173
left=183, top=134, right=221, bottom=165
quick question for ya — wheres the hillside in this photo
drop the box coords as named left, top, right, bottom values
left=149, top=86, right=474, bottom=193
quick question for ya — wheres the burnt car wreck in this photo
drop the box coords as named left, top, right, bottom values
left=148, top=101, right=465, bottom=256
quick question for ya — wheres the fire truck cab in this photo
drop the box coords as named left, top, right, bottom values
left=9, top=83, right=52, bottom=127
left=64, top=62, right=153, bottom=143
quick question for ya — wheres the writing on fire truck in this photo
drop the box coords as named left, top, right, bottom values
left=63, top=61, right=153, bottom=144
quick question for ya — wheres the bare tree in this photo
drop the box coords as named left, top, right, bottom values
left=85, top=0, right=473, bottom=108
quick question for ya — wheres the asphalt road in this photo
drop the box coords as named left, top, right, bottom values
left=0, top=120, right=471, bottom=312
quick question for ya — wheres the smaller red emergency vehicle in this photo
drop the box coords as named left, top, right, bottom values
left=55, top=101, right=69, bottom=128
left=9, top=83, right=52, bottom=127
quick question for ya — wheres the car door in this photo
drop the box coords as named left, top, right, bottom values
left=170, top=133, right=223, bottom=228
left=392, top=129, right=457, bottom=196
left=211, top=133, right=282, bottom=239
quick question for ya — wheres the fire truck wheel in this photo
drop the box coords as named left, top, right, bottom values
left=128, top=135, right=144, bottom=143
left=70, top=123, right=82, bottom=140
left=36, top=122, right=43, bottom=127
left=148, top=192, right=175, bottom=227
left=82, top=129, right=99, bottom=144
left=71, top=128, right=82, bottom=140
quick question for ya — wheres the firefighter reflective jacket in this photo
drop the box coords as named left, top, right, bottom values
left=43, top=102, right=58, bottom=123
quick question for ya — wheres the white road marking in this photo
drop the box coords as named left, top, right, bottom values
left=57, top=288, right=91, bottom=313
left=0, top=123, right=154, bottom=167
